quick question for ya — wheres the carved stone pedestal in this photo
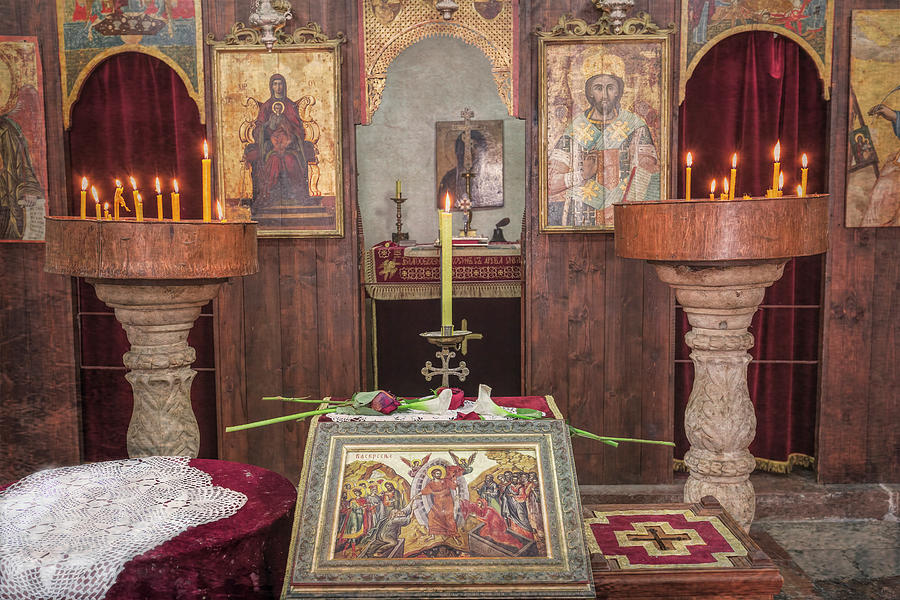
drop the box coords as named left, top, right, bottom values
left=89, top=280, right=225, bottom=457
left=613, top=195, right=828, bottom=531
left=44, top=218, right=258, bottom=458
left=653, top=261, right=787, bottom=530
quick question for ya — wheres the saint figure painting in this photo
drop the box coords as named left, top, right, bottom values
left=539, top=36, right=670, bottom=231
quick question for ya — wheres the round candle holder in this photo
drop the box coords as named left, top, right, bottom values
left=44, top=217, right=258, bottom=458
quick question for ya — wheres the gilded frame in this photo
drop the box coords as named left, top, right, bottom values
left=283, top=419, right=594, bottom=599
left=209, top=24, right=344, bottom=238
left=537, top=14, right=673, bottom=233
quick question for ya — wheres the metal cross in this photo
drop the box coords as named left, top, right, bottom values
left=449, top=108, right=477, bottom=172
left=421, top=345, right=469, bottom=388
left=460, top=319, right=482, bottom=355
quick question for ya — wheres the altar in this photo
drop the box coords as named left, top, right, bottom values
left=363, top=242, right=523, bottom=396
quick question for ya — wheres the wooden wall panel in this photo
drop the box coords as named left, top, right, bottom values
left=521, top=0, right=675, bottom=484
left=212, top=1, right=362, bottom=485
left=0, top=1, right=80, bottom=484
left=818, top=0, right=900, bottom=483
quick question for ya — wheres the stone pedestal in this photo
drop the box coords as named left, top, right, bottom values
left=613, top=195, right=828, bottom=531
left=653, top=261, right=787, bottom=530
left=90, top=280, right=225, bottom=457
left=44, top=218, right=258, bottom=458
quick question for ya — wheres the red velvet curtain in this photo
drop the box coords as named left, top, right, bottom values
left=68, top=52, right=217, bottom=461
left=676, top=32, right=827, bottom=468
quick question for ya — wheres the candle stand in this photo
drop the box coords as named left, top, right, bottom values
left=390, top=194, right=409, bottom=243
left=44, top=217, right=258, bottom=458
left=613, top=195, right=827, bottom=531
left=419, top=329, right=472, bottom=388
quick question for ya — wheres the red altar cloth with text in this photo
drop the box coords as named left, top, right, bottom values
left=363, top=242, right=521, bottom=300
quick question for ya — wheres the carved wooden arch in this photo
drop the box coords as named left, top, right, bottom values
left=678, top=6, right=834, bottom=105
left=360, top=1, right=519, bottom=125
left=63, top=46, right=204, bottom=129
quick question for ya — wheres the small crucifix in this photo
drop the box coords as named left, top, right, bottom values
left=450, top=108, right=477, bottom=236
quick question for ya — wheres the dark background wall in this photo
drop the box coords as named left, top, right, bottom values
left=0, top=0, right=896, bottom=486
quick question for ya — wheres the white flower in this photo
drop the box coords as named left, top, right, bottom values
left=470, top=384, right=512, bottom=417
left=408, top=388, right=453, bottom=413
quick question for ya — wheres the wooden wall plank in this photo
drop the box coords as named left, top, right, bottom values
left=815, top=0, right=898, bottom=483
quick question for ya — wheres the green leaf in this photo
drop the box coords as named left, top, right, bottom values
left=351, top=391, right=381, bottom=408
left=353, top=406, right=384, bottom=416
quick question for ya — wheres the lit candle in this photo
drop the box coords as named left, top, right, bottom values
left=685, top=152, right=692, bottom=200
left=440, top=192, right=453, bottom=334
left=801, top=153, right=808, bottom=196
left=155, top=177, right=163, bottom=220
left=729, top=153, right=737, bottom=200
left=92, top=186, right=101, bottom=219
left=80, top=177, right=88, bottom=219
left=202, top=140, right=211, bottom=222
left=104, top=202, right=110, bottom=220
left=135, top=191, right=144, bottom=221
left=778, top=171, right=784, bottom=197
left=172, top=179, right=181, bottom=221
left=113, top=179, right=124, bottom=220
left=721, top=177, right=729, bottom=201
left=129, top=176, right=140, bottom=219
left=396, top=179, right=402, bottom=198
left=709, top=179, right=716, bottom=200
left=771, top=141, right=781, bottom=195
left=796, top=185, right=803, bottom=197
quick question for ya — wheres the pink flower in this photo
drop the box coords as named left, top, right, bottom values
left=370, top=391, right=400, bottom=414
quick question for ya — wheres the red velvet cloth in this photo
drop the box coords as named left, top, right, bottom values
left=676, top=32, right=826, bottom=465
left=67, top=52, right=216, bottom=462
left=1, top=460, right=296, bottom=599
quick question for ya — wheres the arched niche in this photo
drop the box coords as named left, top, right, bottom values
left=676, top=31, right=827, bottom=474
left=356, top=35, right=525, bottom=246
left=67, top=52, right=215, bottom=463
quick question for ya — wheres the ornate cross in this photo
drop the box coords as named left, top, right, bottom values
left=624, top=525, right=692, bottom=551
left=421, top=345, right=469, bottom=388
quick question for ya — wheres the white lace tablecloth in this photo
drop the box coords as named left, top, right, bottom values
left=0, top=456, right=247, bottom=600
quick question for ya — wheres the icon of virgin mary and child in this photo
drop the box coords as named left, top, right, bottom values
left=242, top=73, right=320, bottom=210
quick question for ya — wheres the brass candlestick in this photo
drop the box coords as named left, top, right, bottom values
left=420, top=329, right=472, bottom=388
left=460, top=172, right=475, bottom=237
left=390, top=194, right=409, bottom=243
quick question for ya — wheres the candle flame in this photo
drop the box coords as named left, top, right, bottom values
left=216, top=200, right=224, bottom=221
left=686, top=152, right=693, bottom=167
left=723, top=178, right=729, bottom=194
left=129, top=176, right=137, bottom=190
left=155, top=177, right=161, bottom=194
left=81, top=176, right=88, bottom=191
left=778, top=172, right=784, bottom=190
left=91, top=186, right=99, bottom=203
left=732, top=153, right=737, bottom=168
left=797, top=185, right=803, bottom=197
left=444, top=192, right=451, bottom=212
left=104, top=202, right=109, bottom=210
left=173, top=179, right=179, bottom=193
left=203, top=140, right=209, bottom=159
left=136, top=192, right=142, bottom=203
left=802, top=153, right=808, bottom=168
left=774, top=140, right=781, bottom=162
left=710, top=180, right=716, bottom=193
left=115, top=179, right=122, bottom=188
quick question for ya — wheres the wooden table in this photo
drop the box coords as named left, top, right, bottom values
left=586, top=496, right=783, bottom=599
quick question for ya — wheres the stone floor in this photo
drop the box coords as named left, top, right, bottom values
left=582, top=469, right=900, bottom=599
